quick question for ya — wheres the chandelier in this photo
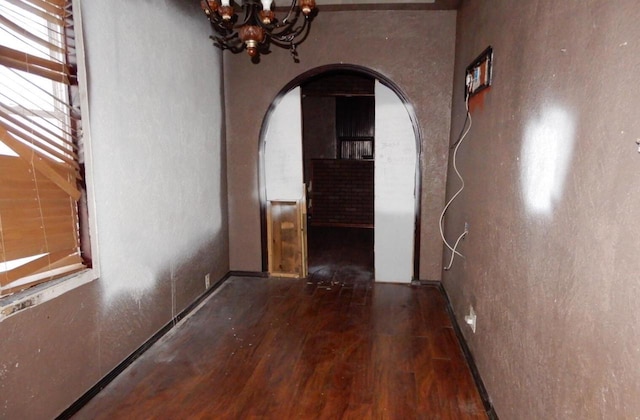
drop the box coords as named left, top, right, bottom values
left=200, top=0, right=317, bottom=61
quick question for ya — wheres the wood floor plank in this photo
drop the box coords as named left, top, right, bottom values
left=74, top=276, right=487, bottom=419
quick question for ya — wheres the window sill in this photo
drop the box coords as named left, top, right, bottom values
left=0, top=269, right=98, bottom=322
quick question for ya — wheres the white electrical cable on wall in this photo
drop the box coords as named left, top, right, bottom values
left=439, top=91, right=472, bottom=271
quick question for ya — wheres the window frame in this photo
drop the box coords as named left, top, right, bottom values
left=0, top=0, right=99, bottom=321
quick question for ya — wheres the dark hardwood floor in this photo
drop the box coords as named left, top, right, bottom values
left=307, top=226, right=375, bottom=290
left=74, top=227, right=487, bottom=419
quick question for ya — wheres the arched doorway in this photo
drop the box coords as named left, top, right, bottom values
left=259, top=64, right=422, bottom=282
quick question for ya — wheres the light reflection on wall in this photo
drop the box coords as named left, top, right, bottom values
left=521, top=106, right=576, bottom=216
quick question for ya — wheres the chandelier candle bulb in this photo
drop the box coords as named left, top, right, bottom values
left=220, top=9, right=233, bottom=20
left=260, top=9, right=275, bottom=24
left=300, top=0, right=315, bottom=15
left=260, top=0, right=274, bottom=23
left=201, top=0, right=217, bottom=15
left=219, top=0, right=233, bottom=20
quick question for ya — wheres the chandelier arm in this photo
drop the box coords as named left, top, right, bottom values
left=267, top=17, right=302, bottom=37
left=204, top=10, right=232, bottom=32
left=214, top=22, right=235, bottom=35
left=268, top=16, right=308, bottom=42
left=205, top=17, right=239, bottom=39
left=224, top=43, right=245, bottom=53
left=268, top=18, right=309, bottom=46
left=236, top=1, right=255, bottom=28
left=212, top=35, right=243, bottom=52
left=215, top=31, right=241, bottom=43
left=279, top=0, right=299, bottom=25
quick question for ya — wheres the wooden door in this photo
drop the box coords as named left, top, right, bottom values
left=267, top=199, right=307, bottom=278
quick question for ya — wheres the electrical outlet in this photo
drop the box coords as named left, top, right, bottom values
left=465, top=46, right=493, bottom=99
left=464, top=305, right=477, bottom=333
left=205, top=273, right=211, bottom=289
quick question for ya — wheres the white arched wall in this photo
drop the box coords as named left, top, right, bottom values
left=261, top=75, right=419, bottom=284
left=264, top=87, right=304, bottom=201
left=374, top=81, right=417, bottom=283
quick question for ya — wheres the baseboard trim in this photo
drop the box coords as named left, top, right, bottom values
left=228, top=270, right=269, bottom=278
left=56, top=272, right=233, bottom=419
left=432, top=282, right=498, bottom=419
left=415, top=279, right=441, bottom=287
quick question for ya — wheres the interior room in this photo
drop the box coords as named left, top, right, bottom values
left=1, top=0, right=639, bottom=418
left=301, top=70, right=375, bottom=287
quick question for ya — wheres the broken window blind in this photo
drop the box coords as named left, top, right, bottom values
left=0, top=0, right=85, bottom=297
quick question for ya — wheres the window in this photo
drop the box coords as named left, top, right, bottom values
left=336, top=96, right=374, bottom=160
left=0, top=0, right=87, bottom=297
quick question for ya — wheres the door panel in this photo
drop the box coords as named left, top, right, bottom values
left=267, top=200, right=306, bottom=278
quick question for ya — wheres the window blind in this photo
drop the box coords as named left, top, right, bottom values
left=336, top=96, right=375, bottom=160
left=0, top=0, right=85, bottom=297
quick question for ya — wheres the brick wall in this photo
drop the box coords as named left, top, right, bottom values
left=310, top=159, right=374, bottom=227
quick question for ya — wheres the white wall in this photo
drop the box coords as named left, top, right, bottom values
left=374, top=81, right=417, bottom=283
left=0, top=1, right=228, bottom=418
left=83, top=0, right=229, bottom=370
left=264, top=87, right=304, bottom=201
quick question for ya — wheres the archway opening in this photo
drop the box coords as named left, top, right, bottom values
left=259, top=64, right=422, bottom=283
left=302, top=70, right=376, bottom=286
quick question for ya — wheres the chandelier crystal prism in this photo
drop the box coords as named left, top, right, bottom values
left=200, top=0, right=317, bottom=61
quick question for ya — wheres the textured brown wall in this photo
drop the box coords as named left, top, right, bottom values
left=225, top=10, right=457, bottom=279
left=443, top=1, right=640, bottom=418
